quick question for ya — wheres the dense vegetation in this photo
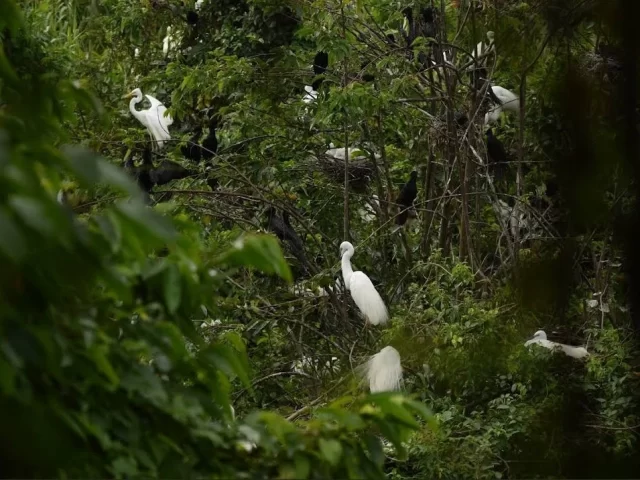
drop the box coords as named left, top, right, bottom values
left=2, top=0, right=640, bottom=478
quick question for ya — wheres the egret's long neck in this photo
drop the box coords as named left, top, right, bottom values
left=129, top=95, right=142, bottom=116
left=341, top=251, right=354, bottom=289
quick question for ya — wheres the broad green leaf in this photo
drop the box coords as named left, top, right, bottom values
left=294, top=453, right=310, bottom=479
left=218, top=234, right=292, bottom=282
left=114, top=200, right=177, bottom=243
left=163, top=264, right=182, bottom=314
left=318, top=438, right=343, bottom=466
left=0, top=209, right=26, bottom=261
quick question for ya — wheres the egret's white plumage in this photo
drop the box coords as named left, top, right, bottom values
left=340, top=241, right=389, bottom=325
left=125, top=88, right=173, bottom=149
left=474, top=31, right=495, bottom=61
left=365, top=346, right=402, bottom=393
left=302, top=85, right=318, bottom=104
left=484, top=106, right=503, bottom=125
left=162, top=26, right=178, bottom=57
left=195, top=0, right=204, bottom=10
left=524, top=330, right=590, bottom=359
left=490, top=86, right=520, bottom=112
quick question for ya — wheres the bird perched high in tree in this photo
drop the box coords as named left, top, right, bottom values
left=125, top=147, right=194, bottom=199
left=303, top=51, right=329, bottom=104
left=267, top=207, right=310, bottom=275
left=124, top=88, right=173, bottom=150
left=396, top=171, right=418, bottom=226
left=339, top=241, right=388, bottom=326
left=360, top=346, right=403, bottom=393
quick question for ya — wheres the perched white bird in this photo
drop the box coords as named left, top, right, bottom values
left=124, top=88, right=173, bottom=149
left=490, top=86, right=520, bottom=112
left=474, top=31, right=495, bottom=62
left=484, top=86, right=520, bottom=125
left=195, top=0, right=204, bottom=10
left=363, top=346, right=403, bottom=393
left=358, top=194, right=379, bottom=223
left=524, top=330, right=590, bottom=359
left=162, top=26, right=178, bottom=57
left=484, top=105, right=503, bottom=125
left=339, top=241, right=389, bottom=325
left=302, top=85, right=318, bottom=104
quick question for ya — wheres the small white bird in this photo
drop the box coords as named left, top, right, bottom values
left=162, top=26, right=178, bottom=57
left=124, top=88, right=173, bottom=149
left=363, top=346, right=403, bottom=393
left=195, top=0, right=204, bottom=10
left=339, top=241, right=389, bottom=325
left=524, top=330, right=590, bottom=359
left=474, top=31, right=495, bottom=62
left=302, top=85, right=318, bottom=104
left=490, top=86, right=520, bottom=112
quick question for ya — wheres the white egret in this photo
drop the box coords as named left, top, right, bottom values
left=474, top=31, right=495, bottom=62
left=363, top=346, right=403, bottom=393
left=124, top=88, right=173, bottom=150
left=162, top=26, right=178, bottom=57
left=484, top=86, right=519, bottom=125
left=524, top=330, right=590, bottom=359
left=302, top=85, right=318, bottom=104
left=490, top=86, right=520, bottom=112
left=339, top=241, right=389, bottom=325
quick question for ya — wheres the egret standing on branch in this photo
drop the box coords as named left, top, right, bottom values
left=362, top=346, right=403, bottom=393
left=524, top=330, right=590, bottom=359
left=339, top=241, right=389, bottom=325
left=124, top=88, right=173, bottom=150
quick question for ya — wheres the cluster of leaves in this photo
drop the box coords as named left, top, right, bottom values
left=7, top=0, right=640, bottom=478
left=0, top=2, right=436, bottom=478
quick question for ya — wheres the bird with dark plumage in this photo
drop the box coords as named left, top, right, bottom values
left=186, top=10, right=198, bottom=25
left=181, top=117, right=218, bottom=162
left=303, top=51, right=329, bottom=103
left=267, top=207, right=309, bottom=274
left=486, top=129, right=508, bottom=180
left=201, top=117, right=218, bottom=160
left=396, top=171, right=418, bottom=226
left=181, top=127, right=203, bottom=163
left=125, top=147, right=194, bottom=195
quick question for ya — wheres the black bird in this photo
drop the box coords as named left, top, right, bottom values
left=125, top=147, right=194, bottom=192
left=201, top=117, right=218, bottom=161
left=312, top=51, right=329, bottom=91
left=486, top=129, right=508, bottom=180
left=420, top=7, right=436, bottom=40
left=181, top=127, right=203, bottom=163
left=186, top=10, right=198, bottom=25
left=396, top=171, right=418, bottom=226
left=150, top=159, right=193, bottom=186
left=267, top=207, right=309, bottom=274
left=124, top=148, right=154, bottom=193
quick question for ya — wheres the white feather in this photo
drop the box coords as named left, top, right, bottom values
left=524, top=330, right=589, bottom=359
left=340, top=241, right=389, bottom=325
left=302, top=85, right=318, bottom=104
left=484, top=105, right=503, bottom=125
left=126, top=88, right=173, bottom=149
left=365, top=346, right=403, bottom=393
left=490, top=86, right=520, bottom=113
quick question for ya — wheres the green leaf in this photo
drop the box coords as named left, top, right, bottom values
left=62, top=145, right=139, bottom=196
left=207, top=343, right=252, bottom=389
left=294, top=454, right=310, bottom=479
left=114, top=200, right=177, bottom=244
left=88, top=344, right=119, bottom=387
left=218, top=234, right=292, bottom=282
left=318, top=438, right=343, bottom=466
left=0, top=209, right=26, bottom=261
left=163, top=264, right=182, bottom=314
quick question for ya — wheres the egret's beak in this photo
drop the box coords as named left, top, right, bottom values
left=122, top=92, right=134, bottom=100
